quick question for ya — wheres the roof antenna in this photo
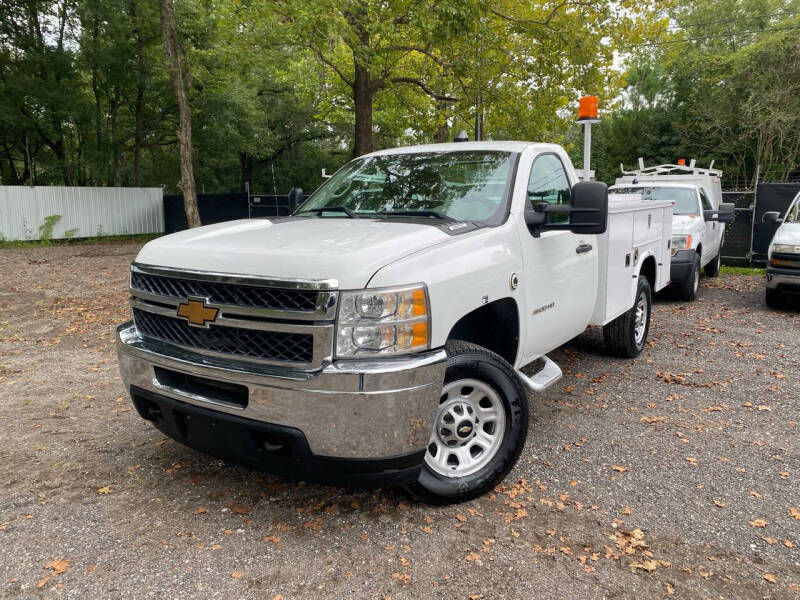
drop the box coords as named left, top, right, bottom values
left=454, top=130, right=469, bottom=142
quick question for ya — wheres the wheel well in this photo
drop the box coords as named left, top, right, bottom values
left=696, top=243, right=702, bottom=257
left=640, top=255, right=656, bottom=289
left=447, top=298, right=519, bottom=365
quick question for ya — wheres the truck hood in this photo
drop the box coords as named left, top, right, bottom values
left=671, top=214, right=704, bottom=235
left=772, top=222, right=800, bottom=246
left=135, top=218, right=451, bottom=289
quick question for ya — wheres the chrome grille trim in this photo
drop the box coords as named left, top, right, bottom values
left=130, top=263, right=338, bottom=321
left=128, top=264, right=338, bottom=369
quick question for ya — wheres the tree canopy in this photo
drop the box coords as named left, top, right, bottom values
left=0, top=0, right=797, bottom=198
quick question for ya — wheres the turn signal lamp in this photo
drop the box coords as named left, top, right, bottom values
left=677, top=158, right=686, bottom=165
left=578, top=96, right=598, bottom=120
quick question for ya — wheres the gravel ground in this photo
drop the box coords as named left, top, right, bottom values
left=1, top=241, right=798, bottom=600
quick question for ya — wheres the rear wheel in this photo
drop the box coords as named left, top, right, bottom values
left=676, top=253, right=701, bottom=301
left=407, top=341, right=529, bottom=505
left=603, top=275, right=652, bottom=358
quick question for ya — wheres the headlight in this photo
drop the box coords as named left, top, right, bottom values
left=336, top=284, right=430, bottom=357
left=671, top=234, right=692, bottom=256
left=772, top=244, right=800, bottom=255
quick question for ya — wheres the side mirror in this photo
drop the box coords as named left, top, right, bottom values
left=524, top=182, right=608, bottom=236
left=704, top=202, right=735, bottom=223
left=288, top=187, right=304, bottom=213
left=762, top=211, right=781, bottom=224
left=570, top=181, right=609, bottom=234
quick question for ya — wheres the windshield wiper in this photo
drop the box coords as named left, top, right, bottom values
left=296, top=206, right=358, bottom=218
left=377, top=209, right=456, bottom=222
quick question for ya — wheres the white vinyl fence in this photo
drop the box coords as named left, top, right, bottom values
left=0, top=186, right=164, bottom=241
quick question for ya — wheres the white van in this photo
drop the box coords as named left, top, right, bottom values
left=762, top=190, right=800, bottom=307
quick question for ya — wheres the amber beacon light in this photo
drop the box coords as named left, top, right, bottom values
left=577, top=95, right=599, bottom=181
left=578, top=96, right=599, bottom=121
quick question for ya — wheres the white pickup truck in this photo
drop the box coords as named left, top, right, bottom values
left=763, top=190, right=800, bottom=307
left=116, top=142, right=672, bottom=503
left=611, top=161, right=734, bottom=301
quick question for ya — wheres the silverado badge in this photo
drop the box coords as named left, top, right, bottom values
left=176, top=298, right=218, bottom=328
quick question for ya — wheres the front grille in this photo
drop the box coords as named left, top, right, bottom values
left=131, top=271, right=319, bottom=312
left=133, top=309, right=314, bottom=363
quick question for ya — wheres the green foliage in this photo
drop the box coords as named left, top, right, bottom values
left=38, top=215, right=63, bottom=241
left=582, top=0, right=800, bottom=186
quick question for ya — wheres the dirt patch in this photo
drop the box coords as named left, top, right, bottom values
left=1, top=241, right=798, bottom=599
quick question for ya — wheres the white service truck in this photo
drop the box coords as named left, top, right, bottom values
left=116, top=142, right=672, bottom=503
left=611, top=160, right=735, bottom=301
left=762, top=190, right=800, bottom=307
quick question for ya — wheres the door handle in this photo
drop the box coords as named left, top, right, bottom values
left=576, top=243, right=593, bottom=254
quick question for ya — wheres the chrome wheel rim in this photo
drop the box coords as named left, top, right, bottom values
left=634, top=293, right=648, bottom=346
left=425, top=378, right=506, bottom=478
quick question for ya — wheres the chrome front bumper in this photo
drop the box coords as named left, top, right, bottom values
left=766, top=266, right=800, bottom=291
left=116, top=321, right=446, bottom=460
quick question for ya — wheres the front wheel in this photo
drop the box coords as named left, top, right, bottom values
left=603, top=275, right=652, bottom=358
left=765, top=287, right=785, bottom=309
left=406, top=341, right=529, bottom=505
left=676, top=253, right=701, bottom=301
left=704, top=250, right=721, bottom=277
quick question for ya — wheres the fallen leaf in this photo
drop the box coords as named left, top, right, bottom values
left=790, top=507, right=800, bottom=520
left=456, top=514, right=467, bottom=522
left=97, top=486, right=110, bottom=494
left=749, top=490, right=762, bottom=498
left=37, top=577, right=50, bottom=589
left=748, top=519, right=768, bottom=528
left=785, top=540, right=794, bottom=548
left=763, top=573, right=777, bottom=584
left=686, top=457, right=698, bottom=465
left=263, top=535, right=281, bottom=545
left=664, top=583, right=675, bottom=595
left=231, top=571, right=243, bottom=579
left=194, top=507, right=208, bottom=514
left=230, top=505, right=250, bottom=515
left=273, top=595, right=284, bottom=600
left=465, top=552, right=480, bottom=562
left=713, top=500, right=727, bottom=508
left=630, top=559, right=658, bottom=572
left=45, top=559, right=70, bottom=574
left=612, top=465, right=628, bottom=473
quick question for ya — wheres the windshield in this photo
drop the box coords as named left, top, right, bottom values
left=298, top=151, right=516, bottom=225
left=612, top=186, right=700, bottom=216
left=786, top=193, right=800, bottom=223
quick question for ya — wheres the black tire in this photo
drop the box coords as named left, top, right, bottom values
left=704, top=249, right=721, bottom=277
left=603, top=276, right=652, bottom=358
left=676, top=253, right=701, bottom=301
left=765, top=287, right=785, bottom=309
left=406, top=341, right=529, bottom=505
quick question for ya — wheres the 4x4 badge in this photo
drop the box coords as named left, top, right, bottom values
left=176, top=298, right=218, bottom=328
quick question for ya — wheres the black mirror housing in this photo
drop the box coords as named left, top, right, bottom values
left=525, top=182, right=608, bottom=236
left=762, top=211, right=781, bottom=224
left=704, top=202, right=735, bottom=223
left=570, top=181, right=609, bottom=235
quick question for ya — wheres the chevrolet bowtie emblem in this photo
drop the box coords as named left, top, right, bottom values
left=176, top=298, right=218, bottom=328
left=459, top=425, right=472, bottom=434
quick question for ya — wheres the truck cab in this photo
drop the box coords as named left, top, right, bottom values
left=612, top=162, right=734, bottom=301
left=763, top=191, right=800, bottom=308
left=116, top=142, right=671, bottom=503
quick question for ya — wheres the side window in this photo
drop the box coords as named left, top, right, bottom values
left=699, top=189, right=713, bottom=212
left=528, top=154, right=571, bottom=224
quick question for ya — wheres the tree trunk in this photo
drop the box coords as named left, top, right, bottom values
left=160, top=0, right=201, bottom=228
left=130, top=0, right=145, bottom=187
left=352, top=63, right=374, bottom=157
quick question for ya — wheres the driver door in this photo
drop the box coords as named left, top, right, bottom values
left=519, top=153, right=598, bottom=362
